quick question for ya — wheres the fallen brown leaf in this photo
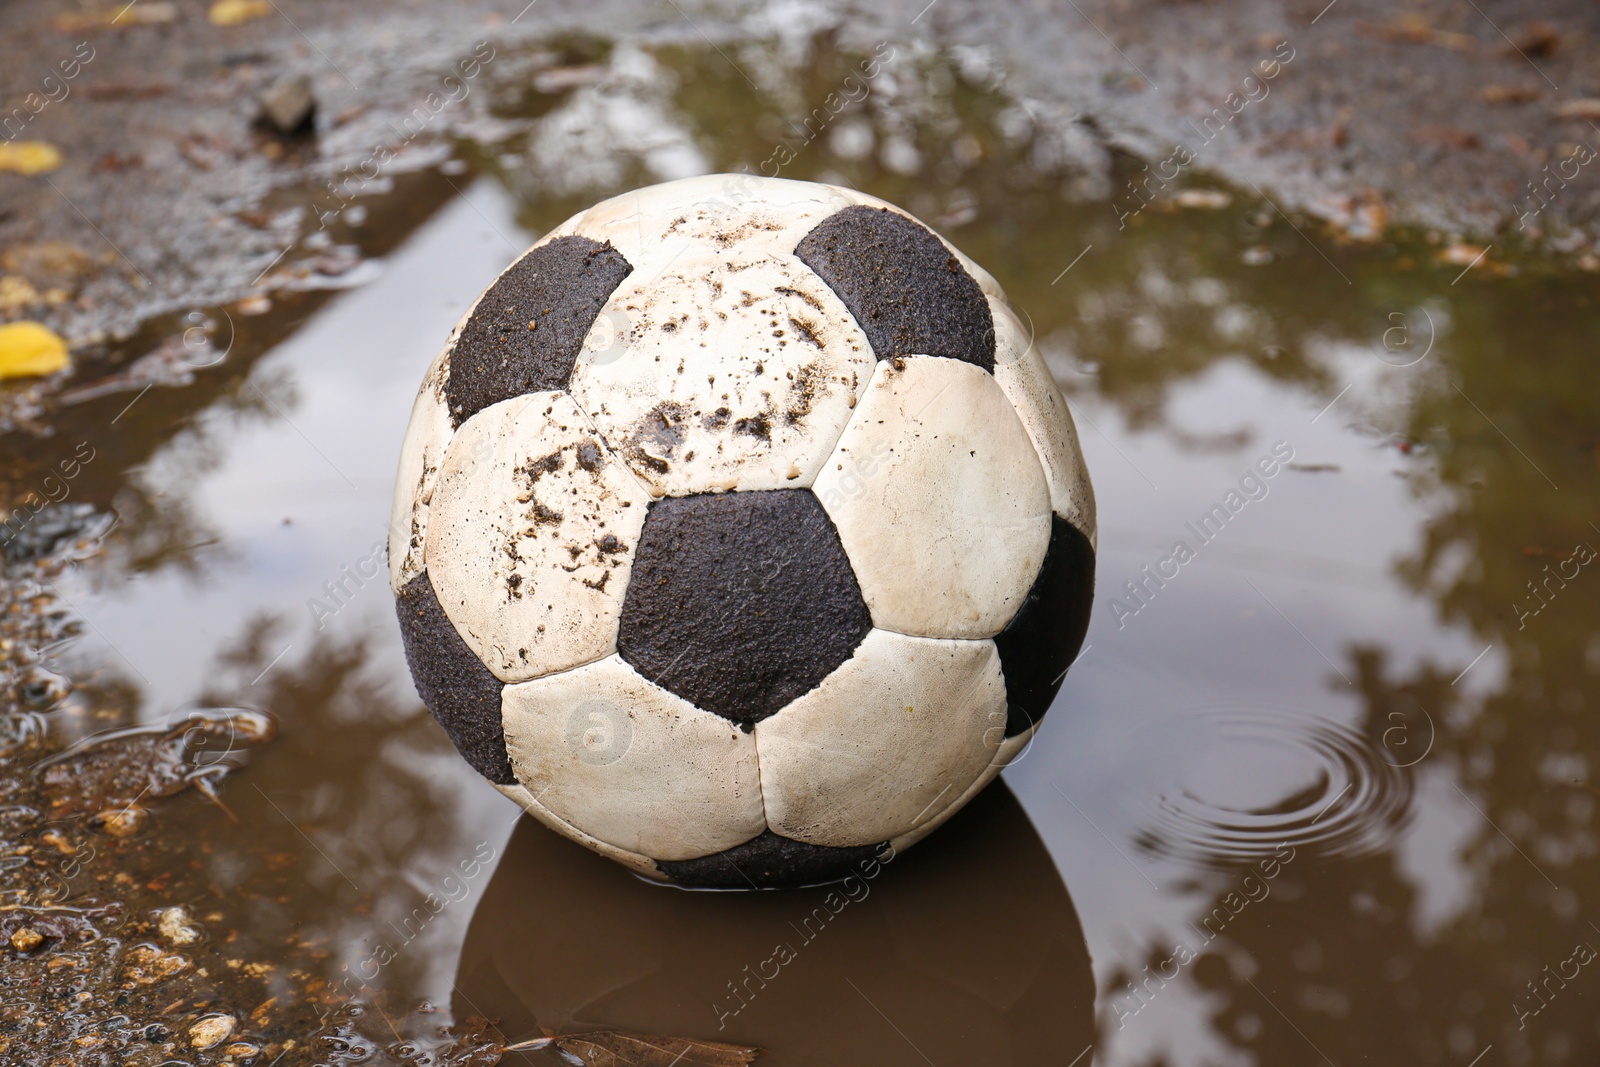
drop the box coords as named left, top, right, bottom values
left=1554, top=99, right=1600, bottom=121
left=1413, top=126, right=1481, bottom=150
left=506, top=1030, right=764, bottom=1066
left=1506, top=19, right=1560, bottom=57
left=1330, top=104, right=1355, bottom=149
left=2, top=240, right=98, bottom=291
left=79, top=81, right=173, bottom=100
left=1479, top=84, right=1541, bottom=105
left=94, top=150, right=144, bottom=172
left=1356, top=17, right=1475, bottom=51
left=53, top=3, right=177, bottom=31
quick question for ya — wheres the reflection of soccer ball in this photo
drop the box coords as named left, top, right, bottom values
left=454, top=781, right=1097, bottom=1058
left=389, top=175, right=1095, bottom=887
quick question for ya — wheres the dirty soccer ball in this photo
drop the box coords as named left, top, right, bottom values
left=388, top=174, right=1095, bottom=887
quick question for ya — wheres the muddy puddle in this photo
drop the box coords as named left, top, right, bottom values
left=3, top=28, right=1599, bottom=1067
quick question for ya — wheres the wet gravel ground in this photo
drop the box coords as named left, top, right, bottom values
left=1, top=0, right=1598, bottom=352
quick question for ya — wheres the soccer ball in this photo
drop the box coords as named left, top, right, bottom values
left=389, top=174, right=1095, bottom=887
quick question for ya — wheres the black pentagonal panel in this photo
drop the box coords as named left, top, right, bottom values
left=793, top=205, right=995, bottom=370
left=993, top=516, right=1095, bottom=737
left=655, top=829, right=890, bottom=888
left=446, top=236, right=632, bottom=425
left=394, top=570, right=514, bottom=783
left=617, top=489, right=871, bottom=730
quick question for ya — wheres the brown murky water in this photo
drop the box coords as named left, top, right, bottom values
left=3, top=30, right=1598, bottom=1067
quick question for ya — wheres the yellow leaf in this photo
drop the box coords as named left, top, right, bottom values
left=0, top=322, right=71, bottom=379
left=0, top=142, right=62, bottom=176
left=209, top=0, right=274, bottom=25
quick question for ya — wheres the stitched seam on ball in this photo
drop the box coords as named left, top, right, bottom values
left=559, top=384, right=658, bottom=505
left=810, top=355, right=889, bottom=572
left=502, top=779, right=656, bottom=872
left=986, top=292, right=1093, bottom=541
left=750, top=714, right=770, bottom=842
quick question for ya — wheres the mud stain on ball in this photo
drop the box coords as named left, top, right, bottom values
left=503, top=434, right=631, bottom=603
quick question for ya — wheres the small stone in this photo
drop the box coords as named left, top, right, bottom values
left=1175, top=189, right=1232, bottom=210
left=93, top=806, right=147, bottom=837
left=189, top=1015, right=237, bottom=1050
left=10, top=928, right=43, bottom=953
left=1440, top=242, right=1490, bottom=266
left=533, top=65, right=604, bottom=93
left=224, top=1043, right=261, bottom=1059
left=259, top=73, right=316, bottom=135
left=0, top=275, right=42, bottom=313
left=122, top=944, right=191, bottom=985
left=158, top=906, right=201, bottom=946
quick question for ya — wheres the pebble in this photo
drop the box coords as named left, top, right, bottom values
left=259, top=73, right=316, bottom=135
left=158, top=906, right=201, bottom=946
left=1175, top=189, right=1232, bottom=210
left=189, top=1014, right=237, bottom=1050
left=9, top=928, right=43, bottom=953
left=93, top=806, right=147, bottom=837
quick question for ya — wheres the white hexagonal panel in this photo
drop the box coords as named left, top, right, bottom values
left=887, top=719, right=1038, bottom=857
left=814, top=356, right=1052, bottom=638
left=571, top=173, right=856, bottom=278
left=425, top=390, right=647, bottom=683
left=501, top=654, right=766, bottom=861
left=492, top=780, right=662, bottom=879
left=568, top=254, right=874, bottom=497
left=388, top=347, right=455, bottom=594
left=755, top=629, right=1005, bottom=847
left=989, top=296, right=1097, bottom=546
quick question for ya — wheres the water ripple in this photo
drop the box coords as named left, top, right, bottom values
left=1135, top=706, right=1415, bottom=869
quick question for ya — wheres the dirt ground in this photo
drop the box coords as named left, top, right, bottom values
left=0, top=0, right=1595, bottom=348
